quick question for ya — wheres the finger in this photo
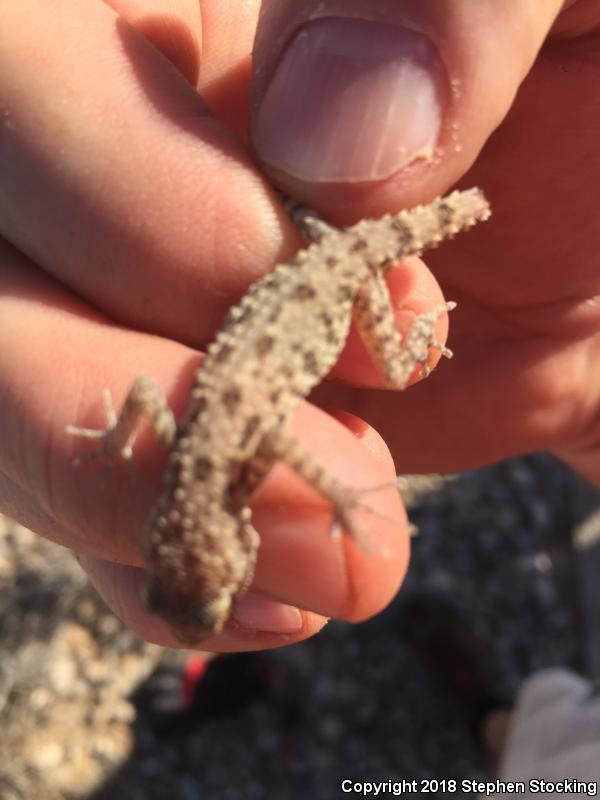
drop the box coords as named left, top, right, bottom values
left=79, top=556, right=330, bottom=652
left=102, top=0, right=260, bottom=137
left=332, top=255, right=451, bottom=388
left=328, top=12, right=600, bottom=472
left=0, top=472, right=69, bottom=546
left=1, top=252, right=409, bottom=626
left=427, top=31, right=600, bottom=309
left=250, top=0, right=565, bottom=219
left=78, top=408, right=406, bottom=652
left=101, top=0, right=204, bottom=87
left=0, top=232, right=444, bottom=524
left=0, top=0, right=291, bottom=346
left=314, top=306, right=600, bottom=473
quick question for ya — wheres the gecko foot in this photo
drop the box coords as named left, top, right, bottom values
left=66, top=388, right=136, bottom=483
left=416, top=300, right=456, bottom=377
left=329, top=479, right=407, bottom=552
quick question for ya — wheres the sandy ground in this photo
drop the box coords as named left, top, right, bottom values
left=0, top=453, right=598, bottom=800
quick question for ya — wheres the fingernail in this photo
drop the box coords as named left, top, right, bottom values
left=233, top=594, right=303, bottom=633
left=253, top=17, right=446, bottom=183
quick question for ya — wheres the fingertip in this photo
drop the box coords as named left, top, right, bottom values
left=79, top=554, right=329, bottom=652
left=339, top=514, right=410, bottom=623
left=251, top=403, right=411, bottom=622
left=252, top=17, right=446, bottom=189
left=251, top=0, right=563, bottom=220
left=332, top=255, right=452, bottom=388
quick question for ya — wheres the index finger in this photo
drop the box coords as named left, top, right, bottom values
left=0, top=0, right=291, bottom=346
left=0, top=247, right=409, bottom=650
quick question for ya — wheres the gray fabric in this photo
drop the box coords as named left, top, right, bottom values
left=497, top=669, right=600, bottom=799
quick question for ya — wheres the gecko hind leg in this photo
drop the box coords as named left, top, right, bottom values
left=353, top=273, right=456, bottom=389
left=417, top=301, right=456, bottom=376
left=261, top=431, right=404, bottom=551
left=227, top=443, right=279, bottom=596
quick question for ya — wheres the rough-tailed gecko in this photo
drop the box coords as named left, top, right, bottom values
left=68, top=189, right=490, bottom=643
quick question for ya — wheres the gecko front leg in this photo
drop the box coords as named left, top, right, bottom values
left=66, top=189, right=490, bottom=643
left=67, top=376, right=177, bottom=468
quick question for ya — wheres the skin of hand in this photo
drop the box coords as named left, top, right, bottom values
left=0, top=0, right=598, bottom=651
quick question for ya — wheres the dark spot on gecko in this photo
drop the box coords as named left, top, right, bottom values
left=267, top=305, right=282, bottom=324
left=255, top=335, right=275, bottom=356
left=351, top=237, right=368, bottom=252
left=213, top=343, right=234, bottom=364
left=221, top=304, right=253, bottom=332
left=222, top=386, right=242, bottom=410
left=238, top=305, right=254, bottom=323
left=353, top=295, right=368, bottom=313
left=391, top=218, right=414, bottom=246
left=292, top=283, right=316, bottom=301
left=240, top=415, right=261, bottom=449
left=336, top=284, right=354, bottom=303
left=270, top=389, right=281, bottom=404
left=264, top=273, right=282, bottom=291
left=231, top=473, right=268, bottom=512
left=437, top=201, right=454, bottom=226
left=192, top=395, right=208, bottom=415
left=319, top=311, right=334, bottom=330
left=246, top=281, right=261, bottom=295
left=303, top=350, right=320, bottom=376
left=326, top=256, right=338, bottom=268
left=194, top=456, right=214, bottom=481
left=235, top=453, right=271, bottom=496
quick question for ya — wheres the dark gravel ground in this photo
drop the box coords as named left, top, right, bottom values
left=1, top=453, right=598, bottom=800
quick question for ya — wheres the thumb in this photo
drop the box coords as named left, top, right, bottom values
left=249, top=0, right=564, bottom=219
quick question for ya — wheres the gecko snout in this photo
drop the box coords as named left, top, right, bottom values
left=145, top=579, right=233, bottom=643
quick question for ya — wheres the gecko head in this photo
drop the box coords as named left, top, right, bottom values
left=145, top=580, right=233, bottom=644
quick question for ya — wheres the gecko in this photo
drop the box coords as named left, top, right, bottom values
left=67, top=188, right=490, bottom=644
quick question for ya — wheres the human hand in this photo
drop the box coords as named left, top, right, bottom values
left=253, top=1, right=600, bottom=484
left=0, top=0, right=411, bottom=651
left=2, top=0, right=597, bottom=651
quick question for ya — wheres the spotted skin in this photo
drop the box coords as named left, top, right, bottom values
left=68, top=189, right=490, bottom=643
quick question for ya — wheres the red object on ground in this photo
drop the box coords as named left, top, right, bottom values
left=182, top=656, right=208, bottom=708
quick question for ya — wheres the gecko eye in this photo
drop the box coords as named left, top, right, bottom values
left=189, top=595, right=232, bottom=633
left=145, top=580, right=233, bottom=640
